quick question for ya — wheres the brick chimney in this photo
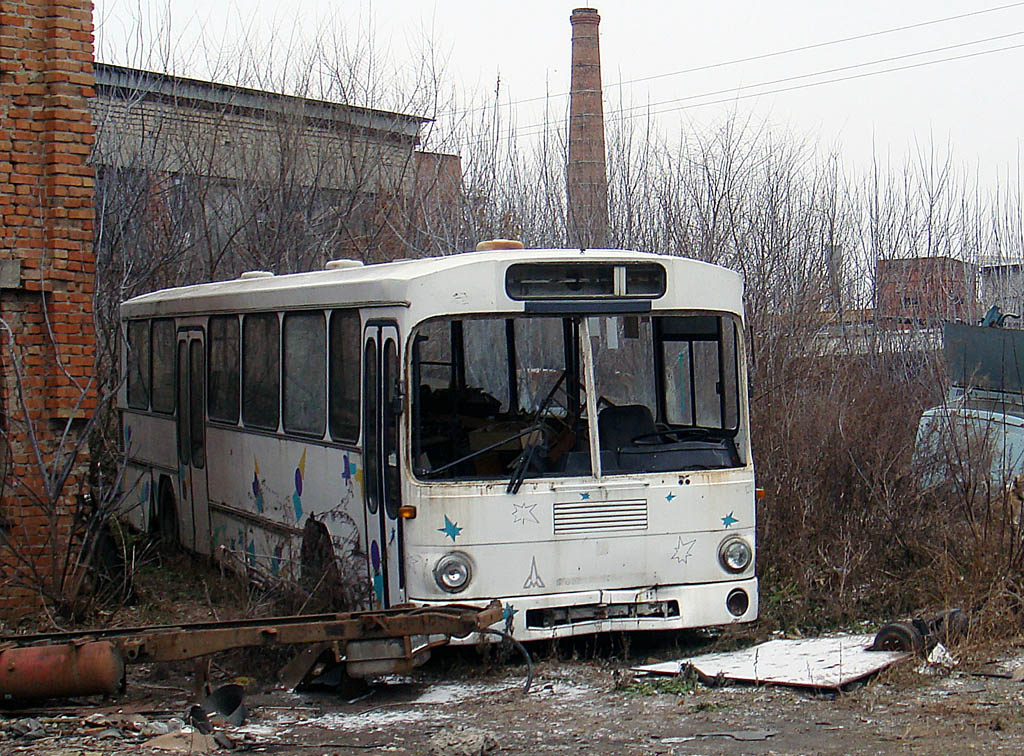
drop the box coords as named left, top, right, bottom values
left=567, top=7, right=609, bottom=249
left=0, top=0, right=97, bottom=615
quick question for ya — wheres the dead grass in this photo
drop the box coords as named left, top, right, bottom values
left=102, top=549, right=249, bottom=628
left=750, top=351, right=1024, bottom=641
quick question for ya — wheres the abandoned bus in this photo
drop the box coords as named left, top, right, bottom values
left=119, top=242, right=757, bottom=640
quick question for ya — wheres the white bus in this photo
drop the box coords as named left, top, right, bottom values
left=119, top=242, right=758, bottom=640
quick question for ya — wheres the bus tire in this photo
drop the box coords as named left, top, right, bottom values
left=871, top=621, right=925, bottom=654
left=155, top=477, right=179, bottom=550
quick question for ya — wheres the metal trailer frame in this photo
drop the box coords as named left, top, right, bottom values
left=0, top=601, right=503, bottom=702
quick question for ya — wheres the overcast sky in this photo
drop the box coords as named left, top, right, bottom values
left=92, top=0, right=1024, bottom=180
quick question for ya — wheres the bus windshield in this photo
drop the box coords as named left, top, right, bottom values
left=412, top=313, right=743, bottom=484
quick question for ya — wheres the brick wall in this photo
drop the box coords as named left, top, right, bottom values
left=876, top=257, right=978, bottom=327
left=0, top=0, right=98, bottom=617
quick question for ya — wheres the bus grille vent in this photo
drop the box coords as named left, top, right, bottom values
left=553, top=499, right=648, bottom=534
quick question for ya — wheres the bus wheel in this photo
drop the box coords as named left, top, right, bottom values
left=155, top=477, right=179, bottom=551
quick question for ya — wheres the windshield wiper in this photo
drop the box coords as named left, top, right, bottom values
left=506, top=370, right=569, bottom=494
left=420, top=425, right=542, bottom=479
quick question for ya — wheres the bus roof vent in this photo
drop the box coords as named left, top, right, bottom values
left=239, top=270, right=275, bottom=280
left=476, top=239, right=525, bottom=251
left=325, top=259, right=365, bottom=271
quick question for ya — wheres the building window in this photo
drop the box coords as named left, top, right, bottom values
left=283, top=311, right=326, bottom=437
left=242, top=313, right=280, bottom=431
left=208, top=315, right=240, bottom=423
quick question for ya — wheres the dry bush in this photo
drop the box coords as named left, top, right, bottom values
left=752, top=352, right=939, bottom=630
left=754, top=340, right=1024, bottom=637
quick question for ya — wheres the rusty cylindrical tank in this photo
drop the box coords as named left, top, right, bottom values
left=0, top=641, right=125, bottom=702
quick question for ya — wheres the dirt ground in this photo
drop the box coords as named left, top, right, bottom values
left=5, top=631, right=1024, bottom=756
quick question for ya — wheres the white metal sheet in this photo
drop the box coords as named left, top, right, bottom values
left=633, top=634, right=907, bottom=689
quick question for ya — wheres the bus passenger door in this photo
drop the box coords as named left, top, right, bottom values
left=176, top=330, right=211, bottom=555
left=362, top=322, right=405, bottom=608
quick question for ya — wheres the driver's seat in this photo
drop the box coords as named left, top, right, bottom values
left=598, top=404, right=657, bottom=451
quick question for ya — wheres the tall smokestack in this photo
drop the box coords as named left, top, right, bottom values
left=567, top=7, right=609, bottom=249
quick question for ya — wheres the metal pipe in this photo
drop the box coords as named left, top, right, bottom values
left=0, top=641, right=125, bottom=701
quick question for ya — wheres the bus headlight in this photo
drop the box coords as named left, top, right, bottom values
left=434, top=552, right=473, bottom=593
left=718, top=536, right=752, bottom=573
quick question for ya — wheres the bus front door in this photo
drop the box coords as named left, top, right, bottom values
left=362, top=322, right=405, bottom=608
left=175, top=330, right=211, bottom=555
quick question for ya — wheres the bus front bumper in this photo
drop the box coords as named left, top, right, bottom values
left=414, top=578, right=758, bottom=643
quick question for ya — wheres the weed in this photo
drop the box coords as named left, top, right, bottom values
left=623, top=666, right=699, bottom=697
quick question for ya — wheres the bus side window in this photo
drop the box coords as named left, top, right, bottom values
left=283, top=311, right=326, bottom=438
left=126, top=320, right=150, bottom=410
left=329, top=310, right=360, bottom=442
left=151, top=319, right=176, bottom=414
left=242, top=313, right=281, bottom=431
left=208, top=315, right=240, bottom=423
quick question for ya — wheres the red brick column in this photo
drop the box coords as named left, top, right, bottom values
left=567, top=7, right=609, bottom=249
left=0, top=0, right=97, bottom=617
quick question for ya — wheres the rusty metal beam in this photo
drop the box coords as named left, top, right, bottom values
left=0, top=601, right=503, bottom=702
left=1, top=601, right=501, bottom=662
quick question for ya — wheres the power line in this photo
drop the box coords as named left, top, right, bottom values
left=631, top=40, right=1024, bottom=124
left=451, top=0, right=1024, bottom=118
left=606, top=0, right=1024, bottom=90
left=454, top=38, right=1024, bottom=148
left=605, top=29, right=1024, bottom=123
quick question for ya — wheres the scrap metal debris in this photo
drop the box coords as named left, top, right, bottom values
left=0, top=601, right=503, bottom=703
left=659, top=730, right=777, bottom=743
left=871, top=609, right=970, bottom=655
left=632, top=634, right=908, bottom=690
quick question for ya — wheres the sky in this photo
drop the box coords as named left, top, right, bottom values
left=91, top=0, right=1024, bottom=182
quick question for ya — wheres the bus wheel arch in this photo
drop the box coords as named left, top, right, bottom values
left=154, top=475, right=179, bottom=548
left=301, top=518, right=360, bottom=612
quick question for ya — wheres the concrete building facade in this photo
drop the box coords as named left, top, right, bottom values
left=90, top=63, right=445, bottom=277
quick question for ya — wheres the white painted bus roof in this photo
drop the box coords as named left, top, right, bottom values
left=119, top=248, right=744, bottom=319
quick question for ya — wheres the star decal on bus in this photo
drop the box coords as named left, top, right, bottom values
left=721, top=511, right=738, bottom=528
left=438, top=515, right=463, bottom=542
left=666, top=492, right=676, bottom=502
left=580, top=492, right=590, bottom=500
left=671, top=537, right=696, bottom=564
left=512, top=500, right=539, bottom=524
